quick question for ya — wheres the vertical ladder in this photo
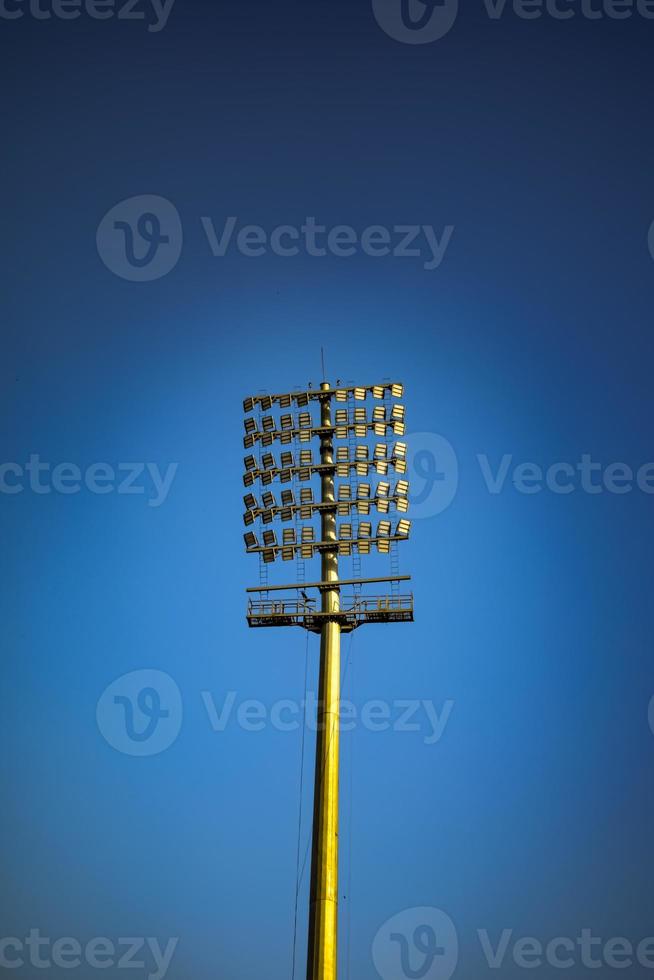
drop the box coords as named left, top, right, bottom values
left=293, top=391, right=306, bottom=593
left=347, top=387, right=362, bottom=595
left=383, top=383, right=400, bottom=599
left=257, top=392, right=269, bottom=600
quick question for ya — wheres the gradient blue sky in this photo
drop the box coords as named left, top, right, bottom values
left=3, top=1, right=654, bottom=978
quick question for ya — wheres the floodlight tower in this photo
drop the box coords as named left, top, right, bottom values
left=241, top=380, right=413, bottom=980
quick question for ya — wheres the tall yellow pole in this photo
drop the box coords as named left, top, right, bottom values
left=306, top=381, right=341, bottom=980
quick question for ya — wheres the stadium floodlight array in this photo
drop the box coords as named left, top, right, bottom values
left=240, top=379, right=414, bottom=980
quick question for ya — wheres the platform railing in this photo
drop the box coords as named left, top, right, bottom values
left=246, top=594, right=414, bottom=631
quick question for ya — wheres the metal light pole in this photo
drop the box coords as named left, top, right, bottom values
left=241, top=379, right=414, bottom=980
left=306, top=383, right=341, bottom=980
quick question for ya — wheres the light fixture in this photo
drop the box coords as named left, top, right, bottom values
left=300, top=525, right=314, bottom=559
left=300, top=487, right=313, bottom=518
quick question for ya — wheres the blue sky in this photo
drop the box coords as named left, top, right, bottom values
left=3, top=2, right=654, bottom=978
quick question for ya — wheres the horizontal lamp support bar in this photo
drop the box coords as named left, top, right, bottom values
left=243, top=381, right=404, bottom=412
left=246, top=534, right=410, bottom=555
left=243, top=460, right=407, bottom=485
left=244, top=421, right=404, bottom=447
left=246, top=575, right=412, bottom=593
left=244, top=495, right=408, bottom=522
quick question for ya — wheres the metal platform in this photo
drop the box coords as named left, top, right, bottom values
left=246, top=593, right=414, bottom=634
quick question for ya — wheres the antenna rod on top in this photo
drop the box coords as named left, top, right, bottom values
left=321, top=347, right=326, bottom=382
